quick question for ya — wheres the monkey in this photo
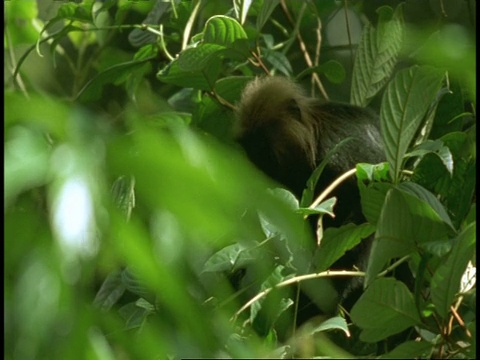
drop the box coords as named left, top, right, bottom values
left=235, top=75, right=384, bottom=227
left=233, top=76, right=386, bottom=320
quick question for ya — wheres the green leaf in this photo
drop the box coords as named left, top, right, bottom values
left=397, top=182, right=455, bottom=231
left=411, top=25, right=476, bottom=99
left=118, top=301, right=153, bottom=330
left=93, top=270, right=126, bottom=310
left=4, top=0, right=40, bottom=47
left=235, top=0, right=253, bottom=25
left=380, top=65, right=444, bottom=183
left=76, top=58, right=153, bottom=102
left=297, top=197, right=336, bottom=217
left=366, top=186, right=450, bottom=285
left=203, top=15, right=250, bottom=56
left=133, top=44, right=159, bottom=61
left=351, top=278, right=421, bottom=342
left=406, top=139, right=454, bottom=175
left=256, top=0, right=280, bottom=31
left=4, top=91, right=68, bottom=139
left=262, top=49, right=293, bottom=76
left=356, top=162, right=390, bottom=182
left=110, top=175, right=136, bottom=221
left=5, top=0, right=38, bottom=19
left=204, top=15, right=248, bottom=45
left=313, top=223, right=375, bottom=272
left=379, top=340, right=433, bottom=359
left=351, top=5, right=404, bottom=107
left=122, top=268, right=155, bottom=304
left=296, top=60, right=346, bottom=84
left=250, top=265, right=292, bottom=323
left=202, top=243, right=256, bottom=273
left=431, top=222, right=476, bottom=318
left=193, top=94, right=235, bottom=139
left=268, top=188, right=300, bottom=211
left=358, top=181, right=392, bottom=226
left=145, top=112, right=192, bottom=128
left=309, top=316, right=350, bottom=337
left=214, top=76, right=253, bottom=103
left=4, top=126, right=51, bottom=208
left=412, top=132, right=475, bottom=229
left=356, top=163, right=392, bottom=225
left=177, top=44, right=226, bottom=72
left=57, top=2, right=94, bottom=23
left=157, top=56, right=221, bottom=91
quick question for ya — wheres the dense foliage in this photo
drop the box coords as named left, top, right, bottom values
left=5, top=1, right=475, bottom=358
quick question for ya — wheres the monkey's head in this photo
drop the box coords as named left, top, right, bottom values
left=234, top=76, right=319, bottom=194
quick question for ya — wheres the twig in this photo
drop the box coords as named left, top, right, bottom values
left=279, top=0, right=329, bottom=100
left=308, top=168, right=356, bottom=211
left=231, top=269, right=365, bottom=322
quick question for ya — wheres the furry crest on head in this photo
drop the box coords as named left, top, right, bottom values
left=235, top=76, right=319, bottom=169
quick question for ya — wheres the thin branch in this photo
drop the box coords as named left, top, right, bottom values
left=231, top=269, right=365, bottom=322
left=308, top=168, right=357, bottom=211
left=5, top=25, right=29, bottom=97
left=342, top=0, right=355, bottom=68
left=279, top=0, right=329, bottom=100
left=249, top=49, right=270, bottom=74
left=182, top=0, right=201, bottom=50
left=209, top=91, right=237, bottom=111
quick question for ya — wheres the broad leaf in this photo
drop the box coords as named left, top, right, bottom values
left=351, top=278, right=421, bottom=342
left=366, top=186, right=449, bottom=285
left=431, top=222, right=476, bottom=318
left=314, top=223, right=375, bottom=272
left=351, top=5, right=404, bottom=107
left=380, top=65, right=444, bottom=183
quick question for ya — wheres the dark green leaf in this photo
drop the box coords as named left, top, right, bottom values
left=431, top=222, right=476, bottom=318
left=314, top=223, right=375, bottom=272
left=397, top=182, right=455, bottom=231
left=177, top=44, right=226, bottom=72
left=76, top=59, right=153, bottom=102
left=262, top=49, right=293, bottom=76
left=193, top=94, right=235, bottom=139
left=309, top=316, right=350, bottom=337
left=157, top=57, right=220, bottom=90
left=57, top=2, right=94, bottom=23
left=256, top=0, right=280, bottom=31
left=214, top=76, right=253, bottom=103
left=296, top=60, right=346, bottom=84
left=358, top=181, right=392, bottom=226
left=366, top=186, right=449, bottom=285
left=93, top=270, right=126, bottom=310
left=351, top=278, right=421, bottom=342
left=379, top=340, right=433, bottom=359
left=406, top=139, right=454, bottom=175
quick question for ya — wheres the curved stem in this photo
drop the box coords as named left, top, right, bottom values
left=231, top=269, right=365, bottom=322
left=309, top=168, right=357, bottom=211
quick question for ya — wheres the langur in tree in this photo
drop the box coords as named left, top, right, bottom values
left=234, top=76, right=386, bottom=312
left=235, top=75, right=384, bottom=228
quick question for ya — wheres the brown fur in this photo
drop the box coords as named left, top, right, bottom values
left=234, top=75, right=383, bottom=219
left=235, top=76, right=319, bottom=168
left=234, top=76, right=387, bottom=315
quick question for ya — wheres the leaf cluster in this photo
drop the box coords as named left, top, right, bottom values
left=4, top=0, right=475, bottom=359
